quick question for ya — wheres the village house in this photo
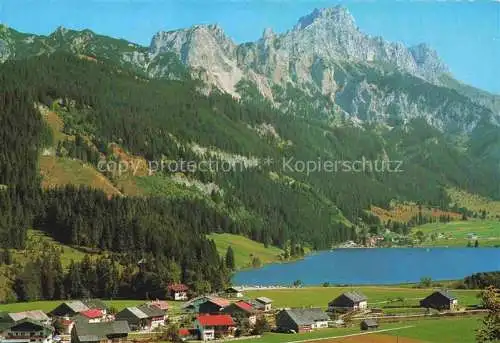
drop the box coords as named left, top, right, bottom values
left=168, top=284, right=189, bottom=301
left=225, top=287, right=244, bottom=298
left=198, top=297, right=231, bottom=315
left=0, top=311, right=51, bottom=326
left=360, top=319, right=379, bottom=331
left=115, top=304, right=166, bottom=331
left=50, top=299, right=109, bottom=319
left=71, top=321, right=130, bottom=343
left=50, top=299, right=109, bottom=334
left=328, top=291, right=368, bottom=312
left=222, top=301, right=258, bottom=326
left=0, top=318, right=54, bottom=343
left=275, top=308, right=330, bottom=333
left=254, top=297, right=273, bottom=312
left=194, top=315, right=235, bottom=341
left=148, top=300, right=169, bottom=312
left=420, top=290, right=458, bottom=311
left=73, top=309, right=106, bottom=324
left=182, top=296, right=214, bottom=313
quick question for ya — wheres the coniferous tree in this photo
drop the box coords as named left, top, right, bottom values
left=225, top=246, right=235, bottom=270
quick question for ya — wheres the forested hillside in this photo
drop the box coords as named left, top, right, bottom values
left=0, top=44, right=499, bottom=302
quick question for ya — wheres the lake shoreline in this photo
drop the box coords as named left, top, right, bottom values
left=233, top=247, right=500, bottom=286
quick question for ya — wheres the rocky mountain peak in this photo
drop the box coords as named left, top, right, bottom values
left=294, top=6, right=356, bottom=31
left=409, top=43, right=449, bottom=77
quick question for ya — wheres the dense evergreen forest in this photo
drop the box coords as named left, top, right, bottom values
left=1, top=52, right=499, bottom=302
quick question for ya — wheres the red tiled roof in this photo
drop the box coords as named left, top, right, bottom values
left=80, top=309, right=103, bottom=319
left=208, top=297, right=230, bottom=308
left=168, top=283, right=189, bottom=292
left=197, top=315, right=235, bottom=327
left=234, top=301, right=255, bottom=313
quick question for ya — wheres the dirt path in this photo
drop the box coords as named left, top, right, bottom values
left=287, top=326, right=415, bottom=343
left=306, top=334, right=423, bottom=343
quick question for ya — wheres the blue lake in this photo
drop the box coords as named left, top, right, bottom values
left=233, top=248, right=500, bottom=286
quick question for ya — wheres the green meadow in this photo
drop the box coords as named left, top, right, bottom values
left=246, top=286, right=481, bottom=309
left=207, top=233, right=284, bottom=269
left=413, top=220, right=500, bottom=247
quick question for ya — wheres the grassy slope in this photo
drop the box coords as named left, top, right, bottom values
left=21, top=229, right=88, bottom=268
left=371, top=204, right=461, bottom=224
left=448, top=187, right=500, bottom=218
left=246, top=286, right=480, bottom=309
left=208, top=233, right=284, bottom=269
left=39, top=106, right=122, bottom=196
left=39, top=156, right=121, bottom=196
left=412, top=220, right=500, bottom=247
left=386, top=316, right=482, bottom=343
left=252, top=316, right=482, bottom=343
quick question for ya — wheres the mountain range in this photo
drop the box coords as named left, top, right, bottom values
left=1, top=6, right=500, bottom=250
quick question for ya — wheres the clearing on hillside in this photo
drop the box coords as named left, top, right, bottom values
left=39, top=156, right=121, bottom=196
left=371, top=204, right=461, bottom=223
left=208, top=233, right=283, bottom=269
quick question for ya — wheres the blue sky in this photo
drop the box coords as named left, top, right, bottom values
left=1, top=0, right=499, bottom=93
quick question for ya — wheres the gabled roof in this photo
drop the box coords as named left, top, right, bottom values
left=125, top=307, right=148, bottom=319
left=282, top=308, right=330, bottom=326
left=7, top=310, right=50, bottom=322
left=255, top=297, right=273, bottom=304
left=341, top=291, right=368, bottom=303
left=137, top=304, right=166, bottom=318
left=226, top=286, right=243, bottom=292
left=197, top=315, right=235, bottom=327
left=7, top=318, right=54, bottom=333
left=168, top=283, right=189, bottom=292
left=82, top=299, right=109, bottom=310
left=149, top=300, right=169, bottom=311
left=233, top=301, right=256, bottom=314
left=205, top=297, right=230, bottom=308
left=430, top=290, right=457, bottom=301
left=74, top=320, right=130, bottom=341
left=362, top=319, right=378, bottom=326
left=80, top=309, right=104, bottom=319
left=65, top=301, right=90, bottom=313
left=182, top=295, right=210, bottom=309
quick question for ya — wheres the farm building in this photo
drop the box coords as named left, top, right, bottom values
left=0, top=311, right=51, bottom=326
left=360, top=319, right=379, bottom=331
left=49, top=299, right=108, bottom=319
left=225, top=286, right=244, bottom=298
left=198, top=297, right=231, bottom=315
left=222, top=301, right=258, bottom=326
left=194, top=314, right=235, bottom=341
left=420, top=290, right=458, bottom=310
left=275, top=308, right=330, bottom=333
left=71, top=320, right=130, bottom=343
left=148, top=300, right=169, bottom=312
left=0, top=318, right=54, bottom=343
left=328, top=291, right=368, bottom=312
left=182, top=296, right=213, bottom=313
left=115, top=304, right=166, bottom=331
left=254, top=297, right=273, bottom=312
left=73, top=309, right=106, bottom=324
left=168, top=283, right=190, bottom=301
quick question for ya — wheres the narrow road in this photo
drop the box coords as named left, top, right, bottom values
left=286, top=325, right=415, bottom=343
